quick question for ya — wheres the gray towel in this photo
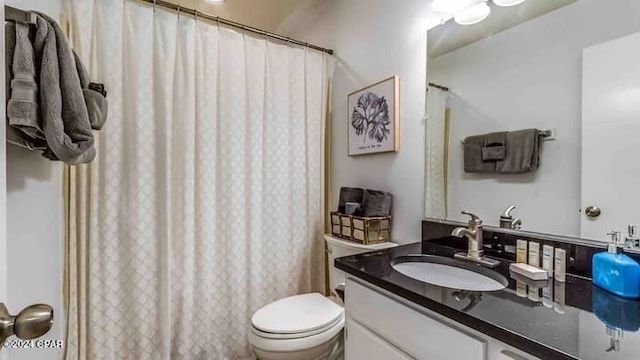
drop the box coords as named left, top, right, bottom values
left=33, top=12, right=96, bottom=164
left=464, top=135, right=496, bottom=173
left=361, top=190, right=392, bottom=217
left=482, top=131, right=506, bottom=161
left=5, top=22, right=47, bottom=151
left=7, top=13, right=108, bottom=163
left=7, top=21, right=45, bottom=143
left=496, top=129, right=541, bottom=173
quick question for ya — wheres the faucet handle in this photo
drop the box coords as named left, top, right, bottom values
left=461, top=211, right=482, bottom=225
left=501, top=206, right=516, bottom=219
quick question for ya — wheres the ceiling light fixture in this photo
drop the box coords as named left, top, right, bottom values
left=493, top=0, right=527, bottom=6
left=204, top=0, right=225, bottom=4
left=431, top=0, right=493, bottom=26
left=454, top=1, right=491, bottom=25
left=430, top=0, right=527, bottom=27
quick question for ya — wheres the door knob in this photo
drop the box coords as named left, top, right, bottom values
left=585, top=206, right=602, bottom=218
left=0, top=303, right=53, bottom=344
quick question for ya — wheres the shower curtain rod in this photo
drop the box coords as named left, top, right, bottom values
left=4, top=3, right=334, bottom=55
left=138, top=0, right=334, bottom=55
left=428, top=82, right=449, bottom=92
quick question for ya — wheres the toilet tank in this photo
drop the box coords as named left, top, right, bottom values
left=324, top=234, right=398, bottom=296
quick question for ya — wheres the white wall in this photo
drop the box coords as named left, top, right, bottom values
left=280, top=0, right=430, bottom=244
left=5, top=1, right=64, bottom=360
left=428, top=0, right=640, bottom=238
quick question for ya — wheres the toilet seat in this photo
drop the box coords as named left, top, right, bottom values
left=251, top=293, right=344, bottom=337
left=251, top=315, right=343, bottom=340
left=248, top=315, right=344, bottom=354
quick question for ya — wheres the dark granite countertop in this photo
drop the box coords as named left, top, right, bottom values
left=335, top=240, right=640, bottom=360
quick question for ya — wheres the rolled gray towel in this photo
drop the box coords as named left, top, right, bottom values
left=338, top=187, right=365, bottom=213
left=74, top=51, right=108, bottom=130
left=361, top=190, right=392, bottom=217
left=83, top=88, right=108, bottom=130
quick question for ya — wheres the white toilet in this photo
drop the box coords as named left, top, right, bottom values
left=247, top=234, right=398, bottom=360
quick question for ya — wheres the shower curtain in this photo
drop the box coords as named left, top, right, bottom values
left=424, top=87, right=448, bottom=219
left=62, top=1, right=331, bottom=359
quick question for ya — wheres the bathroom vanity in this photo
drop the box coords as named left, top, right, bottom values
left=344, top=277, right=535, bottom=360
left=336, top=219, right=640, bottom=360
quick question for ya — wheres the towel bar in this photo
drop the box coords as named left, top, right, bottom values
left=5, top=5, right=36, bottom=25
left=459, top=129, right=555, bottom=145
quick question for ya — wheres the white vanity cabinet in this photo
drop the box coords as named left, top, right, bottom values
left=344, top=277, right=538, bottom=360
left=346, top=319, right=413, bottom=360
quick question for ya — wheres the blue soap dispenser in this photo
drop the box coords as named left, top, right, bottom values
left=592, top=231, right=640, bottom=299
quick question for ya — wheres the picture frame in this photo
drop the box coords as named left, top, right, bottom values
left=347, top=76, right=400, bottom=156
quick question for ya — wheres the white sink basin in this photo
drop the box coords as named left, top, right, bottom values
left=391, top=255, right=508, bottom=292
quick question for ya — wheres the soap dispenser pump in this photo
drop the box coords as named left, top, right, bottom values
left=592, top=231, right=640, bottom=299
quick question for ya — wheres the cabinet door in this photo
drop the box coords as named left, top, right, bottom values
left=346, top=318, right=413, bottom=360
left=346, top=278, right=486, bottom=360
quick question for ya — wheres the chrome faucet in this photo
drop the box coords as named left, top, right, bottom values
left=452, top=211, right=500, bottom=268
left=499, top=206, right=522, bottom=229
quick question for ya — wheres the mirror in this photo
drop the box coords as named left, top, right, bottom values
left=425, top=0, right=640, bottom=243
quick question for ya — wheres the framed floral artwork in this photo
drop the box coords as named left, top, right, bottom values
left=347, top=76, right=399, bottom=156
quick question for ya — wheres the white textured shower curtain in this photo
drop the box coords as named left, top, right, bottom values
left=62, top=1, right=330, bottom=359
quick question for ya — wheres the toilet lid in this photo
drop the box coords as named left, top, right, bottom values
left=251, top=293, right=344, bottom=334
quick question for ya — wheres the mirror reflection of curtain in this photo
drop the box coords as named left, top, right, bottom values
left=425, top=87, right=449, bottom=219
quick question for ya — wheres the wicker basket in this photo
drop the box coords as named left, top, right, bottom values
left=330, top=211, right=391, bottom=245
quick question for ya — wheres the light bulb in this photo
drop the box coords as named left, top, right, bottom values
left=454, top=2, right=491, bottom=25
left=493, top=0, right=526, bottom=6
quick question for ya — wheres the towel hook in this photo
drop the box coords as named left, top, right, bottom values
left=153, top=0, right=157, bottom=12
left=177, top=5, right=181, bottom=18
left=194, top=9, right=198, bottom=23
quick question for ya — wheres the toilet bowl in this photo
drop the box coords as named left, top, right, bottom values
left=247, top=235, right=398, bottom=360
left=248, top=293, right=344, bottom=360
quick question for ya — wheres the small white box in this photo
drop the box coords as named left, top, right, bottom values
left=509, top=263, right=549, bottom=281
